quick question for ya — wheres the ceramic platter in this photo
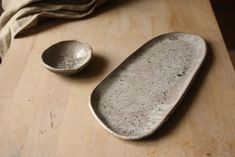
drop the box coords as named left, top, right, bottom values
left=89, top=32, right=207, bottom=140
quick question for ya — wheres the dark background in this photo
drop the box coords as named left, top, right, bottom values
left=211, top=0, right=235, bottom=68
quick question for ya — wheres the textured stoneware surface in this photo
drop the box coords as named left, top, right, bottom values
left=42, top=40, right=92, bottom=75
left=90, top=32, right=207, bottom=140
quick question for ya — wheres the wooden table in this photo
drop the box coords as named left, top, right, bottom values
left=0, top=0, right=234, bottom=156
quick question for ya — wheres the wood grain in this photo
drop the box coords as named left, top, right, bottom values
left=0, top=0, right=235, bottom=157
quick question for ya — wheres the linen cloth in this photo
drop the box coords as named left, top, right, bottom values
left=0, top=0, right=106, bottom=58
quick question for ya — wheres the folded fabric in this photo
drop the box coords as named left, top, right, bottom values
left=0, top=0, right=106, bottom=59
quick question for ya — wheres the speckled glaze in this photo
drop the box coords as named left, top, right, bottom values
left=42, top=40, right=92, bottom=75
left=90, top=32, right=207, bottom=140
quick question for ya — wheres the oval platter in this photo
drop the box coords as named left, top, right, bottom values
left=89, top=32, right=207, bottom=140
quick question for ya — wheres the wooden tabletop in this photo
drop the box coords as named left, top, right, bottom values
left=0, top=0, right=234, bottom=156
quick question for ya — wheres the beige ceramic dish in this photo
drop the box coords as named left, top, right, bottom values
left=42, top=40, right=92, bottom=75
left=89, top=32, right=207, bottom=140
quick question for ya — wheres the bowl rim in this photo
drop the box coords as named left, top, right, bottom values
left=41, top=40, right=93, bottom=72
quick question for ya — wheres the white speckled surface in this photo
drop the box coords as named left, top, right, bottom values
left=42, top=40, right=92, bottom=75
left=90, top=32, right=207, bottom=140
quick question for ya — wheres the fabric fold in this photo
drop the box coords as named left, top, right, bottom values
left=0, top=0, right=106, bottom=58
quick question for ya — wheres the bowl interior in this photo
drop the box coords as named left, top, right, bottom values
left=42, top=40, right=92, bottom=70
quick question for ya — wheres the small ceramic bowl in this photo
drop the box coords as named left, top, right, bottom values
left=42, top=40, right=92, bottom=75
